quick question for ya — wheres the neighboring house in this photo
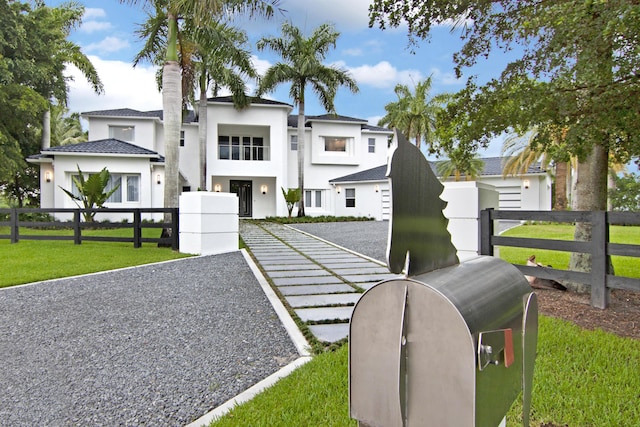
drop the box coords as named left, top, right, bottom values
left=28, top=96, right=550, bottom=221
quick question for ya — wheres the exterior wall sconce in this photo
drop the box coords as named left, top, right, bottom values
left=156, top=174, right=161, bottom=185
left=374, top=184, right=380, bottom=193
left=523, top=179, right=530, bottom=189
left=214, top=184, right=222, bottom=192
left=261, top=184, right=268, bottom=195
left=45, top=171, right=52, bottom=183
left=336, top=185, right=341, bottom=194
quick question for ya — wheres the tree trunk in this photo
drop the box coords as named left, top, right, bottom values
left=553, top=161, right=568, bottom=210
left=567, top=143, right=608, bottom=293
left=297, top=98, right=306, bottom=217
left=198, top=76, right=208, bottom=191
left=42, top=108, right=51, bottom=149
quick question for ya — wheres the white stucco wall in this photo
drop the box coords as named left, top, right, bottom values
left=85, top=116, right=160, bottom=152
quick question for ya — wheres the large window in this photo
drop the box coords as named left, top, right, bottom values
left=345, top=188, right=356, bottom=207
left=290, top=135, right=298, bottom=151
left=304, top=190, right=323, bottom=208
left=219, top=135, right=269, bottom=160
left=108, top=126, right=135, bottom=142
left=324, top=137, right=348, bottom=152
left=71, top=173, right=140, bottom=203
left=368, top=138, right=376, bottom=153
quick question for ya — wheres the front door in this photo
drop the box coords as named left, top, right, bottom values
left=230, top=180, right=252, bottom=217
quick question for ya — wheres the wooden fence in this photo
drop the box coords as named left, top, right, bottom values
left=480, top=209, right=640, bottom=309
left=0, top=208, right=179, bottom=250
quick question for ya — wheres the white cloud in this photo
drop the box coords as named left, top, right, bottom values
left=251, top=55, right=272, bottom=76
left=83, top=8, right=106, bottom=19
left=81, top=21, right=113, bottom=33
left=84, top=36, right=131, bottom=54
left=65, top=56, right=162, bottom=114
left=428, top=67, right=460, bottom=86
left=343, top=48, right=363, bottom=56
left=343, top=61, right=423, bottom=89
left=277, top=0, right=371, bottom=29
left=367, top=115, right=383, bottom=126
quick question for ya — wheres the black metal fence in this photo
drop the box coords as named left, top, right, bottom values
left=480, top=209, right=640, bottom=309
left=0, top=208, right=179, bottom=250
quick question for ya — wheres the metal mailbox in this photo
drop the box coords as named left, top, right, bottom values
left=349, top=256, right=538, bottom=427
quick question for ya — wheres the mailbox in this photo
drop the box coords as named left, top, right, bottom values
left=349, top=256, right=538, bottom=427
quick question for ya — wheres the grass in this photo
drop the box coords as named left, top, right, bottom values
left=499, top=224, right=640, bottom=278
left=0, top=227, right=190, bottom=288
left=210, top=317, right=640, bottom=427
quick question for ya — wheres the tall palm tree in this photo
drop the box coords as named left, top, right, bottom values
left=377, top=76, right=442, bottom=150
left=135, top=11, right=257, bottom=191
left=121, top=0, right=278, bottom=220
left=256, top=22, right=359, bottom=217
left=49, top=105, right=86, bottom=147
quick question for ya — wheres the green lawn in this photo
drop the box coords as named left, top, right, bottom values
left=499, top=224, right=640, bottom=278
left=0, top=227, right=190, bottom=288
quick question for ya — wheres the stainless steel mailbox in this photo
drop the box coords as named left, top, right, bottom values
left=349, top=256, right=538, bottom=427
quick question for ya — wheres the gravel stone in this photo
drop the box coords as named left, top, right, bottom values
left=0, top=252, right=298, bottom=426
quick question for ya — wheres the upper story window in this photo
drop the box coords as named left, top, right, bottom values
left=218, top=135, right=270, bottom=161
left=290, top=135, right=298, bottom=151
left=368, top=138, right=376, bottom=153
left=179, top=130, right=185, bottom=147
left=324, top=137, right=348, bottom=152
left=109, top=125, right=135, bottom=142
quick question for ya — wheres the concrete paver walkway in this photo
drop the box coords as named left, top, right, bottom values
left=240, top=221, right=402, bottom=343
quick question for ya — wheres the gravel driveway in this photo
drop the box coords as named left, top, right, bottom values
left=0, top=252, right=298, bottom=426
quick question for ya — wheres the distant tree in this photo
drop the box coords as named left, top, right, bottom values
left=257, top=22, right=359, bottom=217
left=378, top=76, right=442, bottom=151
left=609, top=173, right=640, bottom=212
left=435, top=149, right=484, bottom=181
left=49, top=105, right=86, bottom=147
left=60, top=166, right=120, bottom=222
left=281, top=187, right=301, bottom=218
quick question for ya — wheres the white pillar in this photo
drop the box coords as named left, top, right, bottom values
left=442, top=182, right=499, bottom=261
left=179, top=192, right=238, bottom=255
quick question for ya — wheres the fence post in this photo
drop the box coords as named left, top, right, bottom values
left=133, top=209, right=142, bottom=248
left=10, top=208, right=18, bottom=244
left=73, top=210, right=81, bottom=245
left=479, top=208, right=494, bottom=256
left=171, top=208, right=179, bottom=251
left=591, top=211, right=608, bottom=309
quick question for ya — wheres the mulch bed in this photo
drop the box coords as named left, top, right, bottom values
left=536, top=287, right=640, bottom=340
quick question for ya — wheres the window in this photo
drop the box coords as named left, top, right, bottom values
left=179, top=130, right=185, bottom=147
left=290, top=135, right=298, bottom=151
left=304, top=190, right=323, bottom=208
left=368, top=138, right=376, bottom=153
left=324, top=137, right=347, bottom=152
left=219, top=135, right=269, bottom=160
left=345, top=188, right=355, bottom=208
left=109, top=126, right=135, bottom=142
left=72, top=173, right=140, bottom=203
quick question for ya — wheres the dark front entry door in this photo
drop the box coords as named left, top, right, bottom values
left=230, top=180, right=252, bottom=217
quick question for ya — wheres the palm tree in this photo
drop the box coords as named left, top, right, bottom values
left=256, top=22, right=359, bottom=216
left=435, top=149, right=484, bottom=181
left=121, top=0, right=278, bottom=220
left=49, top=105, right=86, bottom=147
left=377, top=76, right=442, bottom=151
left=135, top=10, right=257, bottom=191
left=501, top=126, right=572, bottom=210
left=38, top=2, right=103, bottom=149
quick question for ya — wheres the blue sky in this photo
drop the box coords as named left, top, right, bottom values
left=45, top=0, right=517, bottom=157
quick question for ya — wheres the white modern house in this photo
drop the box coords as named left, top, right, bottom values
left=28, top=96, right=551, bottom=221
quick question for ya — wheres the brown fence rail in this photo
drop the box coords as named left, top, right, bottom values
left=0, top=208, right=179, bottom=250
left=480, top=209, right=640, bottom=309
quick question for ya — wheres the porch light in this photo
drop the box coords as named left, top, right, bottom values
left=523, top=179, right=530, bottom=189
left=214, top=184, right=222, bottom=192
left=45, top=171, right=52, bottom=183
left=261, top=184, right=268, bottom=195
left=374, top=184, right=380, bottom=193
left=336, top=185, right=341, bottom=194
left=156, top=174, right=161, bottom=185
